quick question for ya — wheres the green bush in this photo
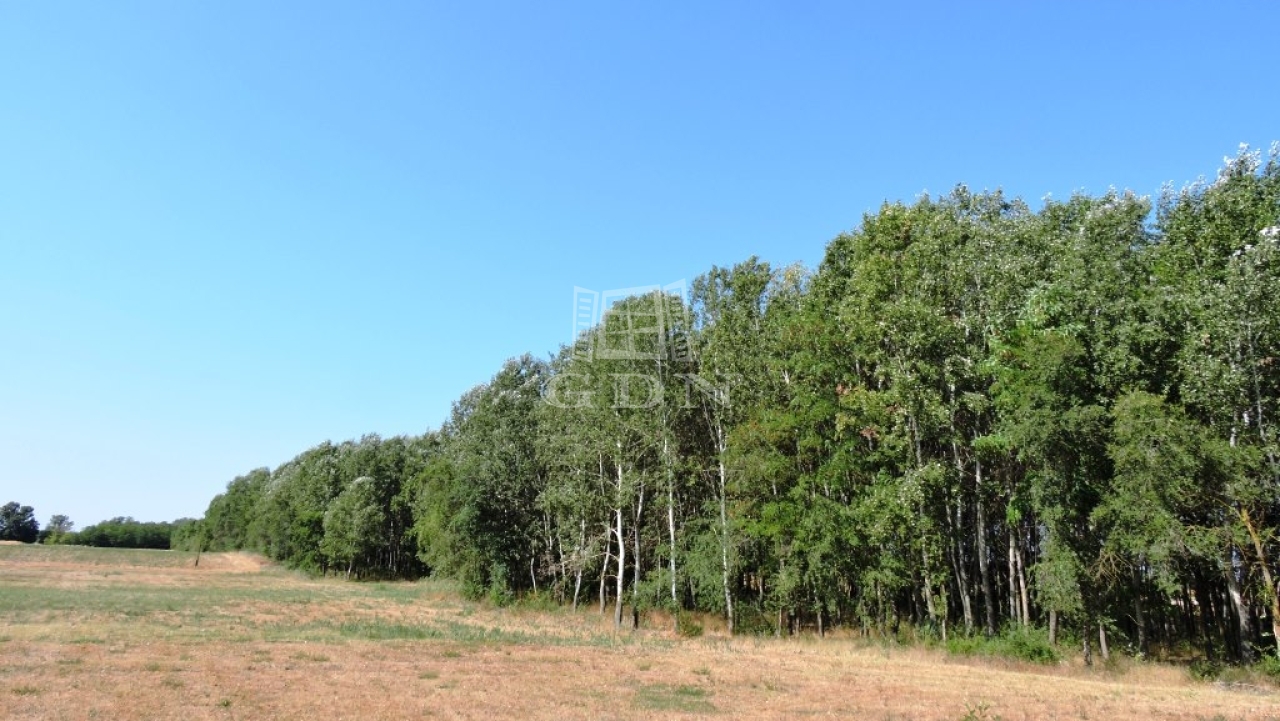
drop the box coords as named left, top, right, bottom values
left=675, top=612, right=704, bottom=638
left=1257, top=654, right=1280, bottom=679
left=945, top=626, right=1059, bottom=665
left=1003, top=628, right=1058, bottom=664
left=1185, top=654, right=1280, bottom=686
left=513, top=591, right=558, bottom=613
left=1188, top=658, right=1222, bottom=681
left=731, top=604, right=776, bottom=636
left=482, top=562, right=513, bottom=607
left=945, top=635, right=984, bottom=656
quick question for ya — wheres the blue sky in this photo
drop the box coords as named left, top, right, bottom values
left=2, top=1, right=1277, bottom=526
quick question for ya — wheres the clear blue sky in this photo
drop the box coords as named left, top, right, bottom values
left=2, top=1, right=1276, bottom=526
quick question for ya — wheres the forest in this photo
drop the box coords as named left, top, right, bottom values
left=190, top=147, right=1280, bottom=666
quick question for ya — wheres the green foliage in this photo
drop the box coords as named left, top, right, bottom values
left=414, top=356, right=549, bottom=598
left=0, top=502, right=39, bottom=543
left=202, top=468, right=270, bottom=551
left=38, top=514, right=73, bottom=544
left=1257, top=654, right=1280, bottom=679
left=730, top=604, right=776, bottom=636
left=675, top=612, right=704, bottom=638
left=177, top=145, right=1280, bottom=665
left=945, top=627, right=1060, bottom=665
left=69, top=517, right=184, bottom=549
left=484, top=563, right=514, bottom=607
left=1189, top=658, right=1224, bottom=681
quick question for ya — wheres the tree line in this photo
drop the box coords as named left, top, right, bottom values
left=0, top=504, right=193, bottom=549
left=73, top=517, right=194, bottom=549
left=192, top=147, right=1280, bottom=664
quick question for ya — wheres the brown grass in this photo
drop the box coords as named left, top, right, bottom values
left=1, top=545, right=1276, bottom=720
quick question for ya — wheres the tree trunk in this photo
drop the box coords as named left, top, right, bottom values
left=1224, top=546, right=1255, bottom=663
left=572, top=519, right=585, bottom=612
left=614, top=504, right=626, bottom=629
left=1193, top=577, right=1215, bottom=661
left=599, top=529, right=610, bottom=615
left=949, top=441, right=975, bottom=635
left=599, top=454, right=610, bottom=616
left=976, top=462, right=995, bottom=636
left=1048, top=609, right=1058, bottom=646
left=667, top=436, right=679, bottom=633
left=1007, top=529, right=1018, bottom=625
left=1133, top=568, right=1148, bottom=657
left=572, top=559, right=584, bottom=611
left=1082, top=618, right=1093, bottom=667
left=950, top=532, right=975, bottom=635
left=921, top=537, right=938, bottom=624
left=717, top=454, right=734, bottom=635
left=667, top=483, right=677, bottom=609
left=631, top=480, right=644, bottom=630
left=1240, top=508, right=1280, bottom=657
left=1181, top=585, right=1197, bottom=649
left=1014, top=533, right=1031, bottom=627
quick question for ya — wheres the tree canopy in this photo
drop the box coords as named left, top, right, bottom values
left=0, top=502, right=39, bottom=543
left=187, top=146, right=1280, bottom=662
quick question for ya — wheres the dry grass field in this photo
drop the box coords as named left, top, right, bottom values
left=1, top=544, right=1276, bottom=721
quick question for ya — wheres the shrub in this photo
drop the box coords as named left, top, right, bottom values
left=513, top=591, right=558, bottom=612
left=675, top=612, right=704, bottom=638
left=732, top=604, right=776, bottom=636
left=945, top=626, right=1059, bottom=665
left=1002, top=627, right=1058, bottom=664
left=1256, top=654, right=1280, bottom=680
left=1188, top=658, right=1222, bottom=681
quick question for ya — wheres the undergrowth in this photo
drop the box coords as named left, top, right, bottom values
left=944, top=626, right=1059, bottom=665
left=1189, top=653, right=1280, bottom=687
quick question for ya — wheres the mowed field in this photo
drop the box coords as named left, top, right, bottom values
left=1, top=544, right=1276, bottom=721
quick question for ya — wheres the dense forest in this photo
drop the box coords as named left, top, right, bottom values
left=192, top=147, right=1280, bottom=665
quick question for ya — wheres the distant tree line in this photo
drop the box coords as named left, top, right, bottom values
left=70, top=517, right=196, bottom=549
left=0, top=503, right=195, bottom=550
left=192, top=148, right=1280, bottom=664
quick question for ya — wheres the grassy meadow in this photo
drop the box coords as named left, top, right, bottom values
left=1, top=543, right=1276, bottom=720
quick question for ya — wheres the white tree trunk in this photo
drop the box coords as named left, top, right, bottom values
left=632, top=479, right=644, bottom=630
left=668, top=476, right=678, bottom=631
left=717, top=454, right=734, bottom=634
left=614, top=457, right=626, bottom=629
left=571, top=520, right=584, bottom=611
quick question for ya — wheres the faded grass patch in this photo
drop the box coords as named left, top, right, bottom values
left=633, top=683, right=715, bottom=713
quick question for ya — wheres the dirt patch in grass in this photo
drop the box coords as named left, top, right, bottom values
left=2, top=545, right=1277, bottom=721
